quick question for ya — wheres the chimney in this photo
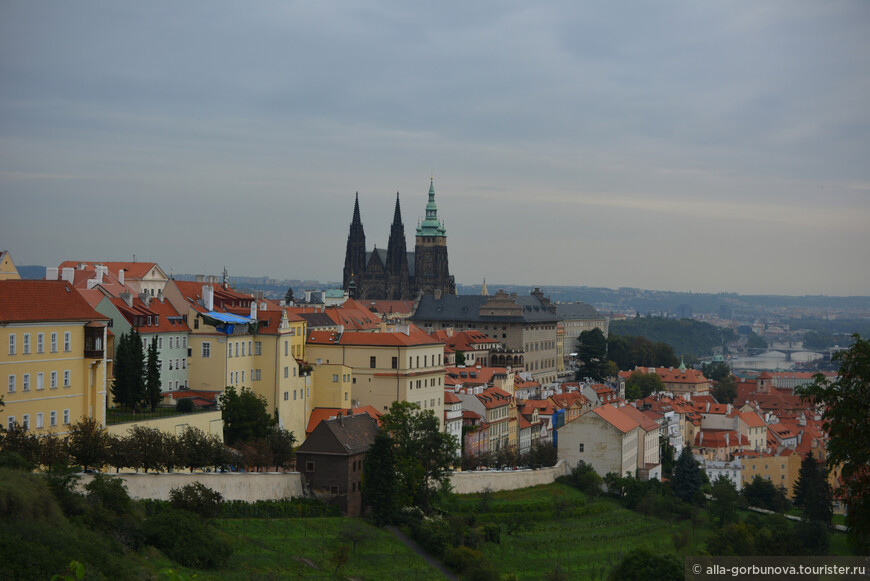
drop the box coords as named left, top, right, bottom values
left=118, top=269, right=125, bottom=285
left=139, top=292, right=151, bottom=307
left=250, top=300, right=257, bottom=321
left=434, top=288, right=442, bottom=300
left=706, top=402, right=710, bottom=413
left=61, top=267, right=75, bottom=283
left=120, top=292, right=134, bottom=308
left=203, top=285, right=214, bottom=311
left=46, top=267, right=58, bottom=281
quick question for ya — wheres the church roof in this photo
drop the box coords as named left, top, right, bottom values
left=416, top=178, right=446, bottom=237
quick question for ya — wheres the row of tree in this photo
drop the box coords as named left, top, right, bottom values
left=0, top=417, right=295, bottom=474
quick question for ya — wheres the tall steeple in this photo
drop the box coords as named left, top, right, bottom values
left=416, top=177, right=446, bottom=237
left=385, top=192, right=410, bottom=299
left=343, top=192, right=367, bottom=297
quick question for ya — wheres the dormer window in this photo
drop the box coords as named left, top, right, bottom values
left=147, top=316, right=152, bottom=326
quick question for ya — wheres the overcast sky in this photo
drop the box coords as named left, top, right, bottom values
left=2, top=1, right=869, bottom=296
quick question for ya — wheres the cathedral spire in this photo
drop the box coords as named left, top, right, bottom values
left=392, top=192, right=403, bottom=226
left=417, top=177, right=446, bottom=237
left=352, top=191, right=362, bottom=225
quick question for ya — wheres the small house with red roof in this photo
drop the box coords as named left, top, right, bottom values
left=557, top=403, right=641, bottom=479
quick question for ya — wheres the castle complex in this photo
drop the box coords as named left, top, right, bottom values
left=342, top=178, right=455, bottom=301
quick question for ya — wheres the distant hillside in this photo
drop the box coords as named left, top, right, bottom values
left=609, top=317, right=736, bottom=358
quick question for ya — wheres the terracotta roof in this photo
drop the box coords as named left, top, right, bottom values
left=365, top=300, right=416, bottom=316
left=694, top=429, right=749, bottom=448
left=444, top=391, right=462, bottom=404
left=109, top=296, right=189, bottom=333
left=0, top=280, right=110, bottom=323
left=592, top=404, right=639, bottom=434
left=620, top=405, right=660, bottom=432
left=738, top=411, right=766, bottom=428
left=58, top=261, right=163, bottom=280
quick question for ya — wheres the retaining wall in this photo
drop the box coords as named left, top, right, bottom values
left=77, top=472, right=304, bottom=502
left=449, top=460, right=569, bottom=495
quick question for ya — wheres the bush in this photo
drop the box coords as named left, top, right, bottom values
left=142, top=509, right=233, bottom=569
left=176, top=398, right=195, bottom=413
left=169, top=482, right=223, bottom=519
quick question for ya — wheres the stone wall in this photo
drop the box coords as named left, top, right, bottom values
left=107, top=411, right=224, bottom=440
left=449, top=460, right=569, bottom=495
left=77, top=472, right=304, bottom=502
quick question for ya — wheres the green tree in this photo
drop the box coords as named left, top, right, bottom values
left=742, top=475, right=788, bottom=512
left=111, top=330, right=146, bottom=411
left=366, top=401, right=457, bottom=514
left=68, top=417, right=109, bottom=471
left=219, top=386, right=276, bottom=446
left=702, top=361, right=731, bottom=382
left=283, top=286, right=294, bottom=304
left=671, top=447, right=703, bottom=503
left=455, top=351, right=466, bottom=366
left=709, top=475, right=739, bottom=526
left=792, top=452, right=832, bottom=525
left=712, top=375, right=737, bottom=404
left=363, top=430, right=398, bottom=525
left=576, top=327, right=607, bottom=381
left=797, top=334, right=870, bottom=552
left=145, top=337, right=162, bottom=412
left=267, top=427, right=296, bottom=470
left=624, top=370, right=664, bottom=400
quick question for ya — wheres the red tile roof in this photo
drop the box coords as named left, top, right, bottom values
left=305, top=406, right=382, bottom=437
left=695, top=429, right=749, bottom=448
left=109, top=296, right=189, bottom=333
left=58, top=261, right=161, bottom=280
left=0, top=280, right=110, bottom=323
left=592, top=404, right=639, bottom=434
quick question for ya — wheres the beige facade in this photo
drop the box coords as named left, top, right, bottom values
left=306, top=329, right=446, bottom=428
left=0, top=251, right=20, bottom=280
left=557, top=409, right=639, bottom=478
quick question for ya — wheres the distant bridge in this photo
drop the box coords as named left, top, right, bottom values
left=744, top=343, right=848, bottom=362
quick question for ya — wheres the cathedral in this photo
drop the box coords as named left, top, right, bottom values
left=343, top=178, right=456, bottom=301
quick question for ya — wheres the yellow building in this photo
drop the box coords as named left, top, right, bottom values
left=164, top=280, right=312, bottom=438
left=306, top=325, right=446, bottom=428
left=1, top=280, right=109, bottom=434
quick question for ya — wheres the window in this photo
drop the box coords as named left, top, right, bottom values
left=284, top=366, right=289, bottom=378
left=23, top=333, right=30, bottom=354
left=36, top=372, right=44, bottom=390
left=330, top=485, right=339, bottom=495
left=158, top=337, right=163, bottom=349
left=22, top=414, right=29, bottom=430
left=306, top=461, right=315, bottom=472
left=241, top=370, right=245, bottom=383
left=23, top=373, right=30, bottom=391
left=50, top=411, right=57, bottom=427
left=392, top=356, right=398, bottom=369
left=345, top=392, right=348, bottom=400
left=579, top=443, right=585, bottom=453
left=63, top=409, right=70, bottom=425
left=284, top=341, right=288, bottom=356
left=7, top=416, right=14, bottom=430
left=248, top=340, right=252, bottom=355
left=202, top=342, right=211, bottom=358
left=50, top=333, right=57, bottom=353
left=50, top=371, right=57, bottom=389
left=8, top=334, right=15, bottom=355
left=182, top=358, right=186, bottom=369
left=7, top=375, right=14, bottom=393
left=255, top=341, right=262, bottom=355
left=370, top=356, right=376, bottom=369
left=284, top=391, right=289, bottom=401
left=332, top=374, right=339, bottom=383
left=228, top=343, right=233, bottom=358
left=241, top=342, right=245, bottom=357
left=37, top=333, right=44, bottom=353
left=36, top=413, right=43, bottom=429
left=64, top=332, right=71, bottom=352
left=235, top=342, right=239, bottom=357
left=293, top=390, right=297, bottom=400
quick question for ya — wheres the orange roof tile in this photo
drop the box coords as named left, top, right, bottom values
left=592, top=404, right=639, bottom=434
left=0, top=280, right=110, bottom=323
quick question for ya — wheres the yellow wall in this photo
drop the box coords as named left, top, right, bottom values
left=2, top=322, right=107, bottom=435
left=0, top=253, right=20, bottom=280
left=306, top=340, right=445, bottom=428
left=311, top=363, right=352, bottom=409
left=107, top=411, right=223, bottom=439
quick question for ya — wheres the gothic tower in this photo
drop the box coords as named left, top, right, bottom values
left=414, top=178, right=455, bottom=296
left=343, top=192, right=366, bottom=298
left=385, top=192, right=411, bottom=300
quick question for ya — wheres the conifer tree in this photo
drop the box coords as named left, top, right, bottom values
left=672, top=447, right=703, bottom=503
left=793, top=452, right=833, bottom=525
left=145, top=336, right=162, bottom=412
left=111, top=329, right=146, bottom=411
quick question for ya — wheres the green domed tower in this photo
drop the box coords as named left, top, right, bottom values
left=414, top=177, right=455, bottom=297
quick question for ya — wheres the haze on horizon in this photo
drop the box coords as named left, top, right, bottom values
left=2, top=2, right=869, bottom=297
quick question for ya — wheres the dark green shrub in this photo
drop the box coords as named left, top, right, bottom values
left=84, top=474, right=131, bottom=514
left=176, top=398, right=195, bottom=413
left=169, top=481, right=223, bottom=519
left=143, top=509, right=232, bottom=569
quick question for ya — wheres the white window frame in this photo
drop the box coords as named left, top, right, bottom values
left=50, top=333, right=57, bottom=353
left=64, top=331, right=71, bottom=352
left=23, top=333, right=30, bottom=354
left=8, top=334, right=15, bottom=355
left=7, top=375, right=15, bottom=393
left=63, top=409, right=70, bottom=425
left=50, top=411, right=57, bottom=427
left=37, top=333, right=44, bottom=353
left=63, top=370, right=71, bottom=387
left=22, top=373, right=29, bottom=391
left=50, top=371, right=57, bottom=389
left=36, top=372, right=44, bottom=391
left=202, top=342, right=211, bottom=358
left=36, top=412, right=43, bottom=429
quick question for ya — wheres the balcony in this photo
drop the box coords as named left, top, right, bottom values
left=84, top=324, right=104, bottom=359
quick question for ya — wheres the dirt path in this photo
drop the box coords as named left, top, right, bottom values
left=385, top=525, right=459, bottom=581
